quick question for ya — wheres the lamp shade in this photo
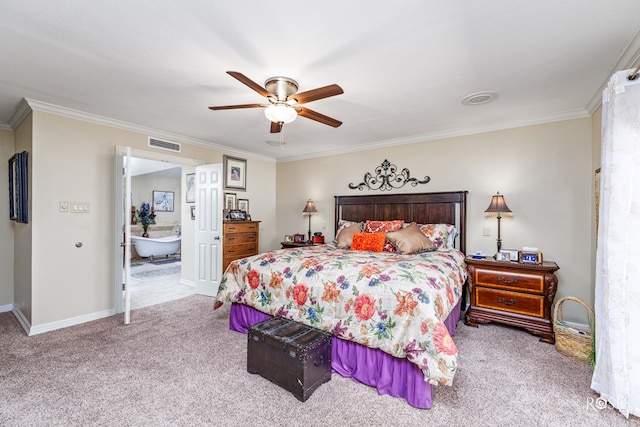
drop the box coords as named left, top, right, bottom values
left=265, top=103, right=297, bottom=124
left=302, top=200, right=318, bottom=214
left=485, top=191, right=512, bottom=214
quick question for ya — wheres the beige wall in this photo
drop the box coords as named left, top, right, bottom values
left=0, top=129, right=15, bottom=308
left=132, top=171, right=182, bottom=228
left=18, top=110, right=275, bottom=328
left=13, top=114, right=33, bottom=322
left=3, top=104, right=598, bottom=327
left=276, top=118, right=594, bottom=323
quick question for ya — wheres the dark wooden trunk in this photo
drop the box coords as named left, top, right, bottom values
left=247, top=317, right=332, bottom=402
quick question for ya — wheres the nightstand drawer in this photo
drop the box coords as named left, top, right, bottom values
left=474, top=267, right=545, bottom=294
left=475, top=288, right=544, bottom=318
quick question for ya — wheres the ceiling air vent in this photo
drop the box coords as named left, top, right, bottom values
left=148, top=137, right=181, bottom=153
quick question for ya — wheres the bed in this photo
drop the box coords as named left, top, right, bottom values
left=215, top=191, right=468, bottom=408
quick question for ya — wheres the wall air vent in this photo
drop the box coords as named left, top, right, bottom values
left=148, top=137, right=181, bottom=153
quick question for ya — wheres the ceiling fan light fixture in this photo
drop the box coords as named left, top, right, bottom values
left=264, top=103, right=297, bottom=124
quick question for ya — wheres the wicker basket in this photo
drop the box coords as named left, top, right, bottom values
left=553, top=296, right=594, bottom=364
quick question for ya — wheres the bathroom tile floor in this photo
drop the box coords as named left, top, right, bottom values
left=129, top=259, right=194, bottom=309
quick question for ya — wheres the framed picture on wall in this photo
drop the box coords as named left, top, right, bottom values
left=8, top=151, right=28, bottom=223
left=223, top=155, right=247, bottom=191
left=153, top=190, right=174, bottom=212
left=185, top=173, right=195, bottom=203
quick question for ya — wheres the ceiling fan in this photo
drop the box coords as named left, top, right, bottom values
left=209, top=71, right=344, bottom=133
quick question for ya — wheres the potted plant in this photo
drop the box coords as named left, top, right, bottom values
left=136, top=202, right=156, bottom=237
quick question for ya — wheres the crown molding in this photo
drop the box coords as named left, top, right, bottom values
left=0, top=122, right=12, bottom=131
left=277, top=108, right=590, bottom=163
left=586, top=29, right=640, bottom=115
left=8, top=98, right=276, bottom=163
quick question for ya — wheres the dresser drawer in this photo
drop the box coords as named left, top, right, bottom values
left=224, top=242, right=257, bottom=257
left=224, top=232, right=257, bottom=245
left=474, top=267, right=545, bottom=294
left=475, top=287, right=544, bottom=318
left=224, top=222, right=259, bottom=234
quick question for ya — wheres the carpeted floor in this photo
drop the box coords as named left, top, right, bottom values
left=0, top=296, right=637, bottom=426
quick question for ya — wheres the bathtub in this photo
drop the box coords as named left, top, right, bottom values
left=131, top=235, right=181, bottom=259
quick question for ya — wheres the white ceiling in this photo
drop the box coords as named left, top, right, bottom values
left=1, top=1, right=639, bottom=162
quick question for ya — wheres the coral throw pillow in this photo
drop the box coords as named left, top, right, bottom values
left=350, top=232, right=386, bottom=252
left=364, top=220, right=404, bottom=233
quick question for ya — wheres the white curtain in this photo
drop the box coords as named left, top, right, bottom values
left=591, top=69, right=640, bottom=418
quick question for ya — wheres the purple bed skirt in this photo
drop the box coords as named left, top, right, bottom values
left=229, top=299, right=461, bottom=409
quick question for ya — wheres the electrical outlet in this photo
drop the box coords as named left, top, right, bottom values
left=483, top=226, right=490, bottom=236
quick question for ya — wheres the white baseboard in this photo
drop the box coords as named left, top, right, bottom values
left=12, top=307, right=31, bottom=335
left=0, top=303, right=13, bottom=313
left=180, top=278, right=196, bottom=288
left=16, top=307, right=117, bottom=336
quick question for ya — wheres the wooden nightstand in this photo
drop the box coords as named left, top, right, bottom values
left=464, top=256, right=560, bottom=344
left=280, top=242, right=317, bottom=249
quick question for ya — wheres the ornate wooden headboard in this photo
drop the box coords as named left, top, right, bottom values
left=334, top=191, right=468, bottom=254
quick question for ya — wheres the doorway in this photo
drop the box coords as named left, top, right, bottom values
left=115, top=146, right=204, bottom=316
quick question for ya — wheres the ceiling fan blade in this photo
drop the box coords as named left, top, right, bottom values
left=208, top=103, right=263, bottom=110
left=270, top=121, right=283, bottom=133
left=227, top=71, right=271, bottom=98
left=297, top=107, right=342, bottom=128
left=289, top=84, right=343, bottom=104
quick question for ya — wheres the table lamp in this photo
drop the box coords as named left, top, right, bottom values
left=302, top=200, right=318, bottom=244
left=485, top=191, right=512, bottom=253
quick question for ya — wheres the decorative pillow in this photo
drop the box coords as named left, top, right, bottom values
left=386, top=223, right=436, bottom=254
left=364, top=219, right=404, bottom=233
left=350, top=232, right=386, bottom=252
left=383, top=241, right=397, bottom=253
left=419, top=223, right=455, bottom=251
left=335, top=222, right=363, bottom=249
left=447, top=227, right=458, bottom=248
left=337, top=219, right=358, bottom=232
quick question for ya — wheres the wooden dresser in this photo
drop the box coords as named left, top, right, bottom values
left=464, top=256, right=559, bottom=344
left=223, top=221, right=260, bottom=270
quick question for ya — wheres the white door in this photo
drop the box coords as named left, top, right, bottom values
left=114, top=147, right=133, bottom=324
left=194, top=164, right=223, bottom=296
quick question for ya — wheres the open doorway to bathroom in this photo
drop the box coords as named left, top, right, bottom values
left=128, top=156, right=193, bottom=309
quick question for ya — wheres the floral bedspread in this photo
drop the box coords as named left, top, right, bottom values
left=216, top=244, right=467, bottom=386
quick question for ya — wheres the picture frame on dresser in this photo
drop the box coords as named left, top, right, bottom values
left=224, top=192, right=237, bottom=210
left=284, top=234, right=294, bottom=243
left=293, top=234, right=306, bottom=243
left=502, top=249, right=519, bottom=262
left=495, top=251, right=511, bottom=262
left=237, top=198, right=249, bottom=213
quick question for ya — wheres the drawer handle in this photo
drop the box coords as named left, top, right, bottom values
left=498, top=297, right=517, bottom=306
left=498, top=276, right=518, bottom=284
